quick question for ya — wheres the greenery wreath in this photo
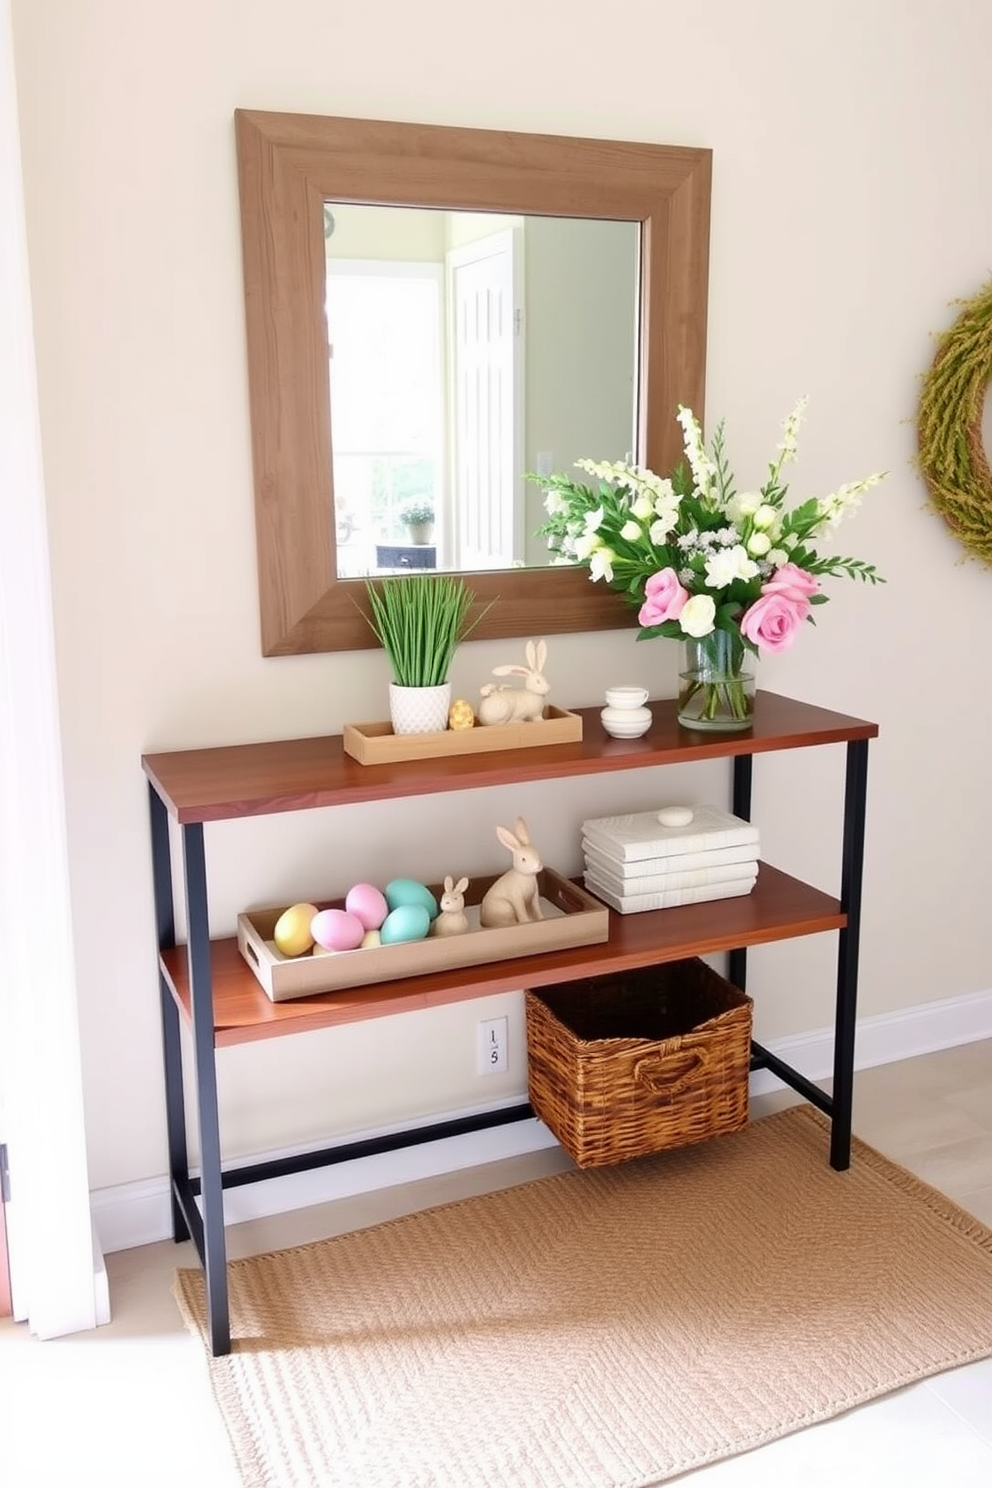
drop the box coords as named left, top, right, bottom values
left=917, top=277, right=992, bottom=565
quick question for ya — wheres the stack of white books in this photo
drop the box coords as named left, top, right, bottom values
left=581, top=803, right=760, bottom=914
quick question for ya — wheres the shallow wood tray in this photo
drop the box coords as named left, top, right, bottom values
left=237, top=867, right=608, bottom=1002
left=342, top=706, right=582, bottom=765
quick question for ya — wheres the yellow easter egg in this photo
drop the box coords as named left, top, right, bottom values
left=448, top=698, right=475, bottom=730
left=273, top=901, right=319, bottom=957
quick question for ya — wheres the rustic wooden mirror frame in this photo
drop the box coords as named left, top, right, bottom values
left=234, top=110, right=712, bottom=655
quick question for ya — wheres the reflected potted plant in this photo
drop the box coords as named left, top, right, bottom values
left=364, top=573, right=486, bottom=734
left=400, top=499, right=435, bottom=546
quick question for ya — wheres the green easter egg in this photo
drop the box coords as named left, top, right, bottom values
left=384, top=878, right=439, bottom=919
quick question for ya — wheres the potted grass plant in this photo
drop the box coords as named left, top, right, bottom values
left=364, top=573, right=484, bottom=734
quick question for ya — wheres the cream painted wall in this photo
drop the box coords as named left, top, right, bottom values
left=9, top=0, right=992, bottom=1201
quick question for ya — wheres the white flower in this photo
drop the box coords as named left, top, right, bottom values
left=619, top=519, right=642, bottom=541
left=631, top=494, right=655, bottom=520
left=716, top=526, right=739, bottom=546
left=575, top=457, right=627, bottom=484
left=817, top=473, right=885, bottom=530
left=575, top=458, right=673, bottom=506
left=573, top=530, right=602, bottom=561
left=766, top=547, right=789, bottom=567
left=676, top=406, right=717, bottom=498
left=583, top=505, right=605, bottom=535
left=747, top=531, right=772, bottom=557
left=589, top=547, right=616, bottom=582
left=653, top=496, right=680, bottom=530
left=704, top=544, right=760, bottom=588
left=752, top=504, right=778, bottom=531
left=679, top=593, right=717, bottom=637
left=775, top=396, right=809, bottom=470
left=544, top=490, right=567, bottom=516
left=649, top=516, right=677, bottom=545
left=726, top=491, right=761, bottom=522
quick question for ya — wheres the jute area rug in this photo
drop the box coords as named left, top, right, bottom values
left=175, top=1106, right=992, bottom=1488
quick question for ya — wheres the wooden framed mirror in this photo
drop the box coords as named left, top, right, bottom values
left=235, top=110, right=712, bottom=655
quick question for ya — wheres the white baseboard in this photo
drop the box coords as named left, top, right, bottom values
left=750, top=986, right=992, bottom=1093
left=92, top=988, right=992, bottom=1255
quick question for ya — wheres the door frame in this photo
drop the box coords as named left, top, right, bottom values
left=445, top=225, right=525, bottom=570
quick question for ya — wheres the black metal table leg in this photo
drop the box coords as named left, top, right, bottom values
left=728, top=754, right=753, bottom=993
left=182, top=823, right=231, bottom=1356
left=149, top=785, right=190, bottom=1243
left=829, top=738, right=870, bottom=1170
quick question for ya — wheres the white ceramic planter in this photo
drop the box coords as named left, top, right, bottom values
left=389, top=682, right=451, bottom=736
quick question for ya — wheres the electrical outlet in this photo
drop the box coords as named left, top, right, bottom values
left=477, top=1015, right=509, bottom=1075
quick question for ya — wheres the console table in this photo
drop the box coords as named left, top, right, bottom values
left=143, top=690, right=877, bottom=1355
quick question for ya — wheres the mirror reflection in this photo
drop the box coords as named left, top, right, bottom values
left=324, top=205, right=640, bottom=579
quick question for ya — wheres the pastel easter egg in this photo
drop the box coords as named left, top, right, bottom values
left=360, top=928, right=382, bottom=949
left=384, top=878, right=439, bottom=920
left=379, top=904, right=431, bottom=945
left=345, top=882, right=389, bottom=930
left=273, top=901, right=319, bottom=957
left=310, top=907, right=365, bottom=952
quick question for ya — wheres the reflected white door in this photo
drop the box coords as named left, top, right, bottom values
left=447, top=229, right=524, bottom=570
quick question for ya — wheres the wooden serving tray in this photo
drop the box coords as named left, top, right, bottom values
left=342, top=706, right=582, bottom=765
left=237, top=867, right=608, bottom=1002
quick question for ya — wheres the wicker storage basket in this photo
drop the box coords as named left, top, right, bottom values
left=525, top=959, right=752, bottom=1168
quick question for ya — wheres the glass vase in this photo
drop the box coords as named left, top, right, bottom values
left=678, top=630, right=756, bottom=732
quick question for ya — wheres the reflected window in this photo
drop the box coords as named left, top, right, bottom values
left=326, top=262, right=444, bottom=577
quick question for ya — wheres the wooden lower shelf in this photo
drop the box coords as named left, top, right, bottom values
left=160, top=864, right=844, bottom=1048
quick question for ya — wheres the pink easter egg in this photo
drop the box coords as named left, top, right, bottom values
left=310, top=907, right=364, bottom=952
left=345, top=882, right=389, bottom=931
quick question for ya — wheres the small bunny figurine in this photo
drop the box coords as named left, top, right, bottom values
left=430, top=876, right=470, bottom=937
left=480, top=818, right=544, bottom=927
left=478, top=640, right=549, bottom=726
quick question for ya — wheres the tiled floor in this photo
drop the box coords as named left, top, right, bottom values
left=2, top=1040, right=991, bottom=1486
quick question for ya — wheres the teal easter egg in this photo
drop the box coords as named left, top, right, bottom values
left=379, top=904, right=431, bottom=945
left=384, top=878, right=439, bottom=919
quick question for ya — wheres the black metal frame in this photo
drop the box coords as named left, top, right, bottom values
left=148, top=732, right=870, bottom=1357
left=732, top=740, right=870, bottom=1170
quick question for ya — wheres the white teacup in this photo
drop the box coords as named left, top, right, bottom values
left=601, top=686, right=653, bottom=739
left=604, top=685, right=650, bottom=710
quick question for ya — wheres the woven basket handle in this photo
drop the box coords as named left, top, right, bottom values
left=633, top=1049, right=708, bottom=1099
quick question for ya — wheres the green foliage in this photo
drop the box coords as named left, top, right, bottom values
left=364, top=574, right=484, bottom=687
left=528, top=400, right=885, bottom=646
left=400, top=499, right=435, bottom=526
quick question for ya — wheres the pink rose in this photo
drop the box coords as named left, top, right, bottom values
left=638, top=567, right=689, bottom=628
left=762, top=562, right=820, bottom=602
left=740, top=590, right=810, bottom=653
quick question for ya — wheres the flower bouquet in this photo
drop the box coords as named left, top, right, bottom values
left=532, top=399, right=885, bottom=729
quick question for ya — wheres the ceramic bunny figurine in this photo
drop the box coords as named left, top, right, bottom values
left=430, top=876, right=470, bottom=937
left=478, top=640, right=549, bottom=726
left=480, top=818, right=544, bottom=927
